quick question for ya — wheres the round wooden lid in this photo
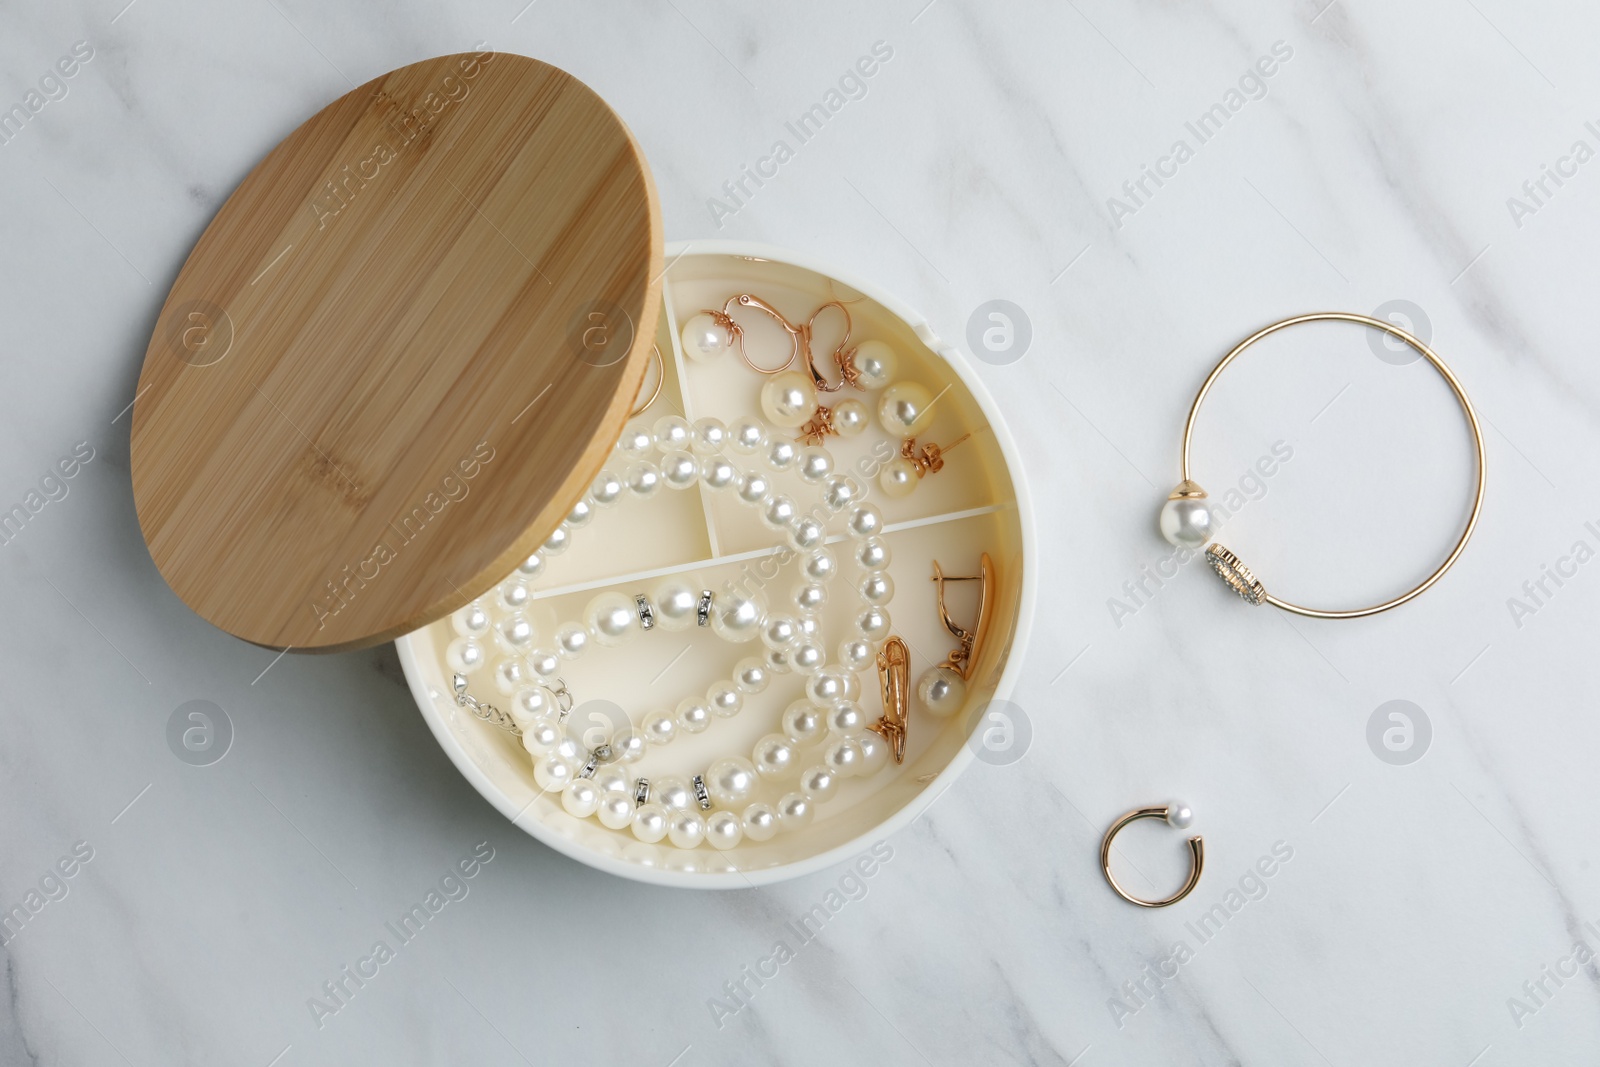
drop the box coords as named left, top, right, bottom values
left=131, top=52, right=662, bottom=651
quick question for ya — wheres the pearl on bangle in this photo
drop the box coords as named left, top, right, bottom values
left=1158, top=494, right=1214, bottom=549
left=760, top=370, right=818, bottom=427
left=682, top=311, right=731, bottom=363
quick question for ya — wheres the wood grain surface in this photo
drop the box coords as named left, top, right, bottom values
left=130, top=51, right=662, bottom=651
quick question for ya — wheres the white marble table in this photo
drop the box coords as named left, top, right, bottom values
left=4, top=0, right=1598, bottom=1063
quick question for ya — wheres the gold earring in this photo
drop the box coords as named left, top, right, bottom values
left=917, top=553, right=994, bottom=717
left=878, top=432, right=973, bottom=499
left=869, top=636, right=909, bottom=764
left=1100, top=803, right=1203, bottom=908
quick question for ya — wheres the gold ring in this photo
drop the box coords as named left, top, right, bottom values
left=1163, top=312, right=1486, bottom=619
left=1100, top=804, right=1204, bottom=909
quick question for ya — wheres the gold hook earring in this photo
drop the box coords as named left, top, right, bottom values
left=917, top=553, right=995, bottom=717
left=870, top=636, right=910, bottom=764
left=1100, top=804, right=1204, bottom=908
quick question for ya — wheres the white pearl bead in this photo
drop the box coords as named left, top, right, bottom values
left=847, top=504, right=884, bottom=540
left=640, top=708, right=677, bottom=746
left=517, top=553, right=544, bottom=579
left=652, top=579, right=700, bottom=631
left=788, top=516, right=826, bottom=551
left=760, top=370, right=818, bottom=427
left=555, top=622, right=588, bottom=659
left=790, top=641, right=825, bottom=673
left=667, top=810, right=705, bottom=849
left=1167, top=803, right=1195, bottom=830
left=655, top=775, right=694, bottom=811
left=527, top=648, right=561, bottom=678
left=562, top=778, right=600, bottom=818
left=763, top=494, right=798, bottom=529
left=878, top=381, right=936, bottom=437
left=765, top=439, right=798, bottom=472
left=553, top=736, right=582, bottom=766
left=728, top=416, right=767, bottom=454
left=856, top=606, right=892, bottom=642
left=856, top=731, right=890, bottom=776
left=512, top=685, right=556, bottom=722
left=632, top=802, right=669, bottom=842
left=681, top=311, right=731, bottom=363
left=777, top=792, right=813, bottom=831
left=497, top=578, right=531, bottom=612
left=711, top=592, right=765, bottom=643
left=794, top=582, right=828, bottom=615
left=451, top=602, right=491, bottom=638
left=653, top=415, right=693, bottom=452
left=566, top=498, right=595, bottom=528
left=824, top=737, right=863, bottom=777
left=706, top=756, right=758, bottom=806
left=858, top=572, right=894, bottom=606
left=825, top=699, right=869, bottom=737
left=782, top=700, right=826, bottom=744
left=615, top=425, right=654, bottom=458
left=807, top=668, right=850, bottom=707
left=751, top=733, right=798, bottom=779
left=705, top=810, right=743, bottom=850
left=802, top=547, right=837, bottom=583
left=851, top=339, right=897, bottom=389
left=917, top=665, right=967, bottom=717
left=822, top=475, right=861, bottom=511
left=676, top=698, right=712, bottom=734
left=583, top=591, right=637, bottom=647
left=533, top=754, right=574, bottom=792
left=797, top=445, right=834, bottom=484
left=707, top=681, right=744, bottom=718
left=660, top=450, right=699, bottom=490
left=764, top=647, right=792, bottom=674
left=598, top=793, right=634, bottom=830
left=611, top=727, right=648, bottom=764
left=855, top=537, right=891, bottom=571
left=734, top=657, right=770, bottom=694
left=761, top=614, right=802, bottom=650
left=519, top=715, right=561, bottom=757
left=445, top=637, right=486, bottom=674
left=742, top=803, right=779, bottom=841
left=700, top=456, right=738, bottom=491
left=592, top=765, right=632, bottom=795
left=1159, top=496, right=1215, bottom=549
left=692, top=417, right=728, bottom=455
left=737, top=471, right=770, bottom=505
left=800, top=765, right=837, bottom=802
left=542, top=524, right=572, bottom=556
left=832, top=397, right=869, bottom=435
left=626, top=462, right=661, bottom=498
left=879, top=457, right=919, bottom=498
left=839, top=638, right=876, bottom=672
left=590, top=469, right=624, bottom=506
left=492, top=657, right=528, bottom=695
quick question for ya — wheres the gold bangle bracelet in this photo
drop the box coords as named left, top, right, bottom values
left=1161, top=312, right=1486, bottom=620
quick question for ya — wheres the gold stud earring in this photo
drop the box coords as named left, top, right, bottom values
left=878, top=432, right=973, bottom=499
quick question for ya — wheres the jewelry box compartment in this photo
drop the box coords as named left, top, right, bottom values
left=397, top=243, right=1033, bottom=886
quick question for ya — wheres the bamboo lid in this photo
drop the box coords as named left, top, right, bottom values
left=130, top=52, right=662, bottom=651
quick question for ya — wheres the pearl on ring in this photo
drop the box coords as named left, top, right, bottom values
left=1166, top=803, right=1194, bottom=830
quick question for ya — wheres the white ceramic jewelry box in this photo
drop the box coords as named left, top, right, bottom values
left=129, top=51, right=1034, bottom=888
left=397, top=242, right=1035, bottom=887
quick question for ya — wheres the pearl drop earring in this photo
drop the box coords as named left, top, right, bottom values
left=916, top=554, right=995, bottom=719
